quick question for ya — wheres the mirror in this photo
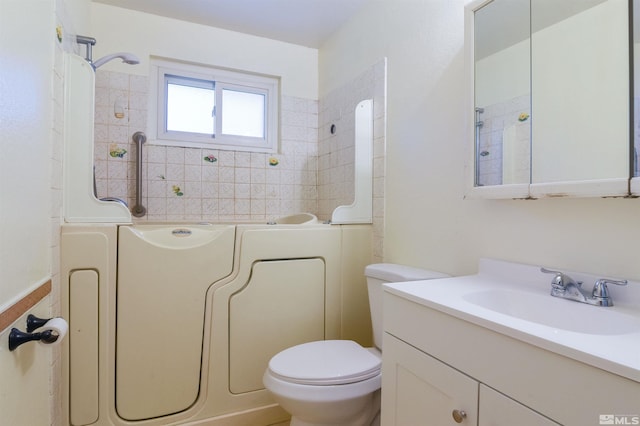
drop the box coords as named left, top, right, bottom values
left=470, top=0, right=630, bottom=196
left=531, top=0, right=629, bottom=185
left=474, top=0, right=531, bottom=187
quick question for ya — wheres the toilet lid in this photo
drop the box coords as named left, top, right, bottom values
left=268, top=340, right=381, bottom=385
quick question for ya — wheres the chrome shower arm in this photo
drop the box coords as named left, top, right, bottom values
left=92, top=52, right=140, bottom=69
left=76, top=35, right=96, bottom=64
left=75, top=35, right=139, bottom=69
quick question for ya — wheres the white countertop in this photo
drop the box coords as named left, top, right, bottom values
left=384, top=258, right=640, bottom=383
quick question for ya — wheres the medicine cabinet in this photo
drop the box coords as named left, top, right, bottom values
left=465, top=0, right=632, bottom=199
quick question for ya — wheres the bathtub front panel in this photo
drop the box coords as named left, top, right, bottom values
left=207, top=225, right=344, bottom=416
left=229, top=258, right=326, bottom=393
left=115, top=225, right=235, bottom=421
left=61, top=223, right=373, bottom=426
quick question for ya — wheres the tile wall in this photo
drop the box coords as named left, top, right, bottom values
left=94, top=72, right=318, bottom=222
left=94, top=59, right=386, bottom=261
left=476, top=94, right=530, bottom=186
left=318, top=59, right=387, bottom=260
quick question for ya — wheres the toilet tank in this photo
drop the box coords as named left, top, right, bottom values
left=365, top=263, right=449, bottom=350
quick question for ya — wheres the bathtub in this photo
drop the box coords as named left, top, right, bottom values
left=60, top=218, right=372, bottom=426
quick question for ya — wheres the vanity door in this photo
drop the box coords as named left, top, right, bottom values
left=381, top=333, right=478, bottom=426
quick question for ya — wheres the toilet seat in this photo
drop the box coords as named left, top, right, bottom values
left=268, top=340, right=381, bottom=386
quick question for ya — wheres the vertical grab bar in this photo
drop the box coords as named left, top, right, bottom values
left=131, top=131, right=147, bottom=217
left=474, top=107, right=484, bottom=186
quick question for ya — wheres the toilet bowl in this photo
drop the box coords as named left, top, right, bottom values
left=263, top=263, right=449, bottom=426
left=263, top=340, right=381, bottom=426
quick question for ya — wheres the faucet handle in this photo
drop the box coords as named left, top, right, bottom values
left=540, top=267, right=578, bottom=289
left=592, top=278, right=628, bottom=299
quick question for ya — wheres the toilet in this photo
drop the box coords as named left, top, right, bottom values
left=263, top=263, right=449, bottom=426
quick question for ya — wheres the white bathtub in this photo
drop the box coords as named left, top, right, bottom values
left=61, top=219, right=372, bottom=426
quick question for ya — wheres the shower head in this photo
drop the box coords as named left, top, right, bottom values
left=92, top=52, right=140, bottom=69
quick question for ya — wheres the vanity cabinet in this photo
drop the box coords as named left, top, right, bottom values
left=382, top=290, right=640, bottom=426
left=383, top=333, right=558, bottom=426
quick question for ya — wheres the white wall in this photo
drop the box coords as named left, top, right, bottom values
left=320, top=0, right=640, bottom=280
left=0, top=0, right=84, bottom=424
left=88, top=4, right=321, bottom=222
left=90, top=3, right=318, bottom=100
left=0, top=0, right=53, bottom=312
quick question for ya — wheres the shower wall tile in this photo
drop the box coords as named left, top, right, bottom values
left=477, top=93, right=530, bottom=187
left=318, top=58, right=387, bottom=262
left=94, top=70, right=319, bottom=222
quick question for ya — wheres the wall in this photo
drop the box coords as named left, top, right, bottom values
left=94, top=70, right=318, bottom=221
left=90, top=4, right=320, bottom=222
left=0, top=0, right=88, bottom=424
left=320, top=0, right=640, bottom=281
left=0, top=0, right=54, bottom=317
left=90, top=4, right=317, bottom=99
left=318, top=59, right=387, bottom=260
left=0, top=3, right=54, bottom=425
left=90, top=4, right=387, bottom=232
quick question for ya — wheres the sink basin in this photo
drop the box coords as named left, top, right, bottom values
left=383, top=258, right=640, bottom=383
left=463, top=289, right=640, bottom=335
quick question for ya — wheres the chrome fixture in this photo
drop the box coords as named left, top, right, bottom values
left=131, top=131, right=147, bottom=217
left=474, top=107, right=484, bottom=186
left=541, top=268, right=627, bottom=307
left=475, top=107, right=485, bottom=127
left=92, top=52, right=140, bottom=69
left=76, top=35, right=96, bottom=63
left=75, top=34, right=139, bottom=69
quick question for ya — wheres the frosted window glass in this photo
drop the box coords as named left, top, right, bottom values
left=221, top=89, right=265, bottom=138
left=167, top=83, right=215, bottom=135
left=154, top=60, right=278, bottom=152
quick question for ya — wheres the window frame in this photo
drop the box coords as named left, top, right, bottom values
left=149, top=58, right=279, bottom=153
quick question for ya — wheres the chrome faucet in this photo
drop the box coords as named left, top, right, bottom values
left=540, top=268, right=627, bottom=307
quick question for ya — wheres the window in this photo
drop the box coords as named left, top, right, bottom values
left=150, top=59, right=279, bottom=153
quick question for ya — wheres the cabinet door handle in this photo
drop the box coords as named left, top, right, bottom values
left=452, top=409, right=467, bottom=423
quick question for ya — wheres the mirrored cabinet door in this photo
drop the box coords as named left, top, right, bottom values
left=466, top=0, right=632, bottom=199
left=474, top=0, right=531, bottom=188
left=530, top=0, right=630, bottom=197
